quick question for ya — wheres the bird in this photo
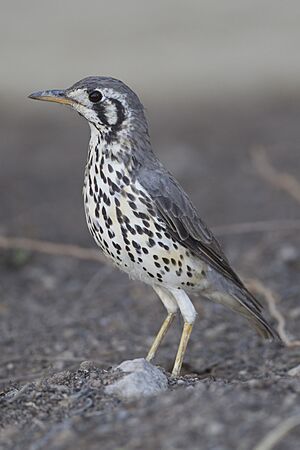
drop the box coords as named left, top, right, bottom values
left=29, top=77, right=279, bottom=376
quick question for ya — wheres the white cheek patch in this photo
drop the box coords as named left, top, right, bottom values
left=76, top=103, right=99, bottom=123
left=104, top=101, right=119, bottom=126
left=68, top=88, right=87, bottom=104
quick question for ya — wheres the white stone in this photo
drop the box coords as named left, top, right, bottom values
left=288, top=364, right=300, bottom=377
left=105, top=358, right=168, bottom=400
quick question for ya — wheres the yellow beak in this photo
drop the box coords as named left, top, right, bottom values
left=28, top=89, right=74, bottom=106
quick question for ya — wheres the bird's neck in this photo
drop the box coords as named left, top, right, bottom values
left=87, top=121, right=153, bottom=174
left=83, top=123, right=145, bottom=210
left=87, top=124, right=134, bottom=172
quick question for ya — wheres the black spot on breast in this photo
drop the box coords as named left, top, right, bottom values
left=132, top=240, right=141, bottom=253
left=95, top=147, right=99, bottom=162
left=139, top=198, right=152, bottom=208
left=158, top=242, right=168, bottom=250
left=108, top=179, right=120, bottom=194
left=127, top=193, right=135, bottom=201
left=148, top=209, right=156, bottom=217
left=108, top=229, right=115, bottom=239
left=138, top=189, right=148, bottom=198
left=143, top=228, right=154, bottom=238
left=93, top=176, right=98, bottom=192
left=121, top=227, right=128, bottom=241
left=103, top=192, right=111, bottom=206
left=112, top=242, right=121, bottom=251
left=100, top=156, right=104, bottom=169
left=102, top=206, right=107, bottom=221
left=100, top=170, right=107, bottom=184
left=125, top=223, right=136, bottom=235
left=142, top=220, right=150, bottom=228
left=138, top=212, right=149, bottom=220
left=128, top=201, right=137, bottom=210
left=123, top=236, right=130, bottom=245
left=123, top=175, right=130, bottom=185
left=135, top=225, right=143, bottom=234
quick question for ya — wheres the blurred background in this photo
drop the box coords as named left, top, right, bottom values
left=1, top=0, right=300, bottom=242
left=1, top=0, right=300, bottom=241
left=1, top=2, right=300, bottom=449
left=2, top=1, right=300, bottom=102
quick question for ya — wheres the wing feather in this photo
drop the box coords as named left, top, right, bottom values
left=139, top=166, right=263, bottom=312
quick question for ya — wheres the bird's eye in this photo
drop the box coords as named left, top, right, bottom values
left=88, top=90, right=103, bottom=103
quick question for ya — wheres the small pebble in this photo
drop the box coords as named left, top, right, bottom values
left=288, top=364, right=300, bottom=377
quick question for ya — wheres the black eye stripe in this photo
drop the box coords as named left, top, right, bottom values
left=88, top=90, right=102, bottom=103
left=109, top=99, right=125, bottom=127
left=92, top=98, right=125, bottom=130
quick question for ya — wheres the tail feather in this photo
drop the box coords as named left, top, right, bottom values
left=232, top=292, right=280, bottom=340
left=207, top=283, right=280, bottom=340
left=206, top=267, right=281, bottom=340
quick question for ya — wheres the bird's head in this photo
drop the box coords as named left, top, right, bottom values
left=29, top=76, right=147, bottom=137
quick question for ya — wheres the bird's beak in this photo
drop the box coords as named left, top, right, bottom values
left=28, top=89, right=74, bottom=106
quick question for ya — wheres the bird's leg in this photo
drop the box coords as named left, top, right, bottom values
left=172, top=322, right=193, bottom=377
left=146, top=286, right=178, bottom=361
left=169, top=289, right=196, bottom=377
left=146, top=312, right=176, bottom=362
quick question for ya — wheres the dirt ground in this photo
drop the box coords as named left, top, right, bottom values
left=0, top=98, right=300, bottom=449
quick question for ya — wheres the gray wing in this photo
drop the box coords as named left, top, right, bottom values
left=139, top=165, right=261, bottom=305
left=139, top=165, right=282, bottom=340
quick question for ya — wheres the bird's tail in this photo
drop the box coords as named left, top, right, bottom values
left=207, top=280, right=280, bottom=340
left=231, top=290, right=280, bottom=340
